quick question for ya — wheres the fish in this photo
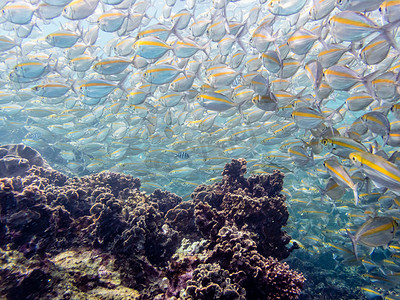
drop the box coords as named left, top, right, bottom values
left=0, top=0, right=399, bottom=295
left=196, top=92, right=236, bottom=112
left=329, top=11, right=381, bottom=42
left=143, top=64, right=185, bottom=85
left=347, top=216, right=398, bottom=260
left=46, top=30, right=81, bottom=48
left=79, top=74, right=127, bottom=98
left=62, top=0, right=99, bottom=20
left=323, top=157, right=359, bottom=205
left=267, top=0, right=308, bottom=16
left=134, top=36, right=173, bottom=59
left=176, top=151, right=190, bottom=159
left=321, top=136, right=368, bottom=158
left=291, top=107, right=326, bottom=129
left=32, top=82, right=70, bottom=98
left=350, top=151, right=400, bottom=194
left=2, top=2, right=36, bottom=25
left=92, top=57, right=132, bottom=75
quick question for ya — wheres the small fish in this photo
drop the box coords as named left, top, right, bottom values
left=62, top=0, right=99, bottom=20
left=288, top=28, right=319, bottom=56
left=196, top=92, right=236, bottom=112
left=288, top=145, right=313, bottom=166
left=2, top=2, right=36, bottom=25
left=305, top=59, right=324, bottom=92
left=380, top=0, right=400, bottom=23
left=133, top=36, right=173, bottom=59
left=291, top=106, right=325, bottom=129
left=360, top=35, right=391, bottom=65
left=337, top=0, right=385, bottom=12
left=329, top=11, right=380, bottom=42
left=360, top=286, right=384, bottom=300
left=171, top=9, right=192, bottom=30
left=32, top=83, right=70, bottom=98
left=323, top=157, right=359, bottom=205
left=347, top=216, right=398, bottom=260
left=79, top=79, right=123, bottom=98
left=267, top=0, right=308, bottom=15
left=321, top=136, right=368, bottom=159
left=317, top=43, right=349, bottom=68
left=345, top=92, right=375, bottom=111
left=93, top=57, right=131, bottom=75
left=360, top=111, right=391, bottom=139
left=176, top=151, right=189, bottom=159
left=13, top=60, right=49, bottom=79
left=324, top=64, right=364, bottom=91
left=252, top=92, right=278, bottom=111
left=97, top=9, right=127, bottom=32
left=310, top=0, right=336, bottom=20
left=173, top=38, right=209, bottom=58
left=350, top=151, right=400, bottom=194
left=46, top=30, right=80, bottom=48
left=262, top=50, right=281, bottom=73
left=69, top=55, right=96, bottom=72
left=319, top=178, right=346, bottom=201
left=143, top=64, right=184, bottom=85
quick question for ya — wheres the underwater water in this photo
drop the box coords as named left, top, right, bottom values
left=0, top=0, right=399, bottom=299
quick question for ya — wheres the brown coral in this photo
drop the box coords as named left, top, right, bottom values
left=0, top=149, right=303, bottom=299
left=0, top=144, right=52, bottom=177
left=205, top=225, right=304, bottom=300
left=191, top=159, right=295, bottom=260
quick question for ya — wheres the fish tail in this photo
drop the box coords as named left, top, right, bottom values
left=317, top=185, right=325, bottom=201
left=117, top=72, right=130, bottom=94
left=382, top=22, right=400, bottom=54
left=345, top=229, right=359, bottom=260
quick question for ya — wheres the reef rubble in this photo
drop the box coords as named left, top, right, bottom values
left=0, top=144, right=304, bottom=299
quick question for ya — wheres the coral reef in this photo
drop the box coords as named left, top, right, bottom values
left=0, top=146, right=304, bottom=299
left=191, top=158, right=296, bottom=260
left=0, top=144, right=51, bottom=177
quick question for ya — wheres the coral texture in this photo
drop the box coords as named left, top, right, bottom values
left=191, top=158, right=296, bottom=260
left=0, top=144, right=51, bottom=177
left=0, top=147, right=304, bottom=299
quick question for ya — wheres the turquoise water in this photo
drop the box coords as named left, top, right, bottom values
left=0, top=0, right=400, bottom=298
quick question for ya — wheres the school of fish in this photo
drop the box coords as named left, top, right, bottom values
left=1, top=0, right=400, bottom=297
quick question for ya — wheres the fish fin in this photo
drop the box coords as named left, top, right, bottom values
left=362, top=71, right=381, bottom=103
left=353, top=182, right=359, bottom=206
left=381, top=22, right=400, bottom=54
left=388, top=151, right=399, bottom=163
left=117, top=72, right=130, bottom=94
